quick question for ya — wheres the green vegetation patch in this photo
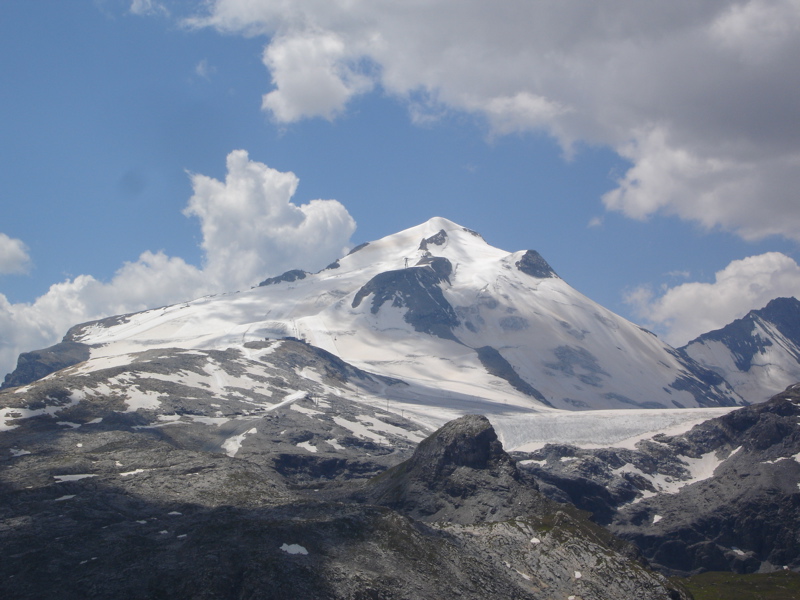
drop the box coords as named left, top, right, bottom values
left=677, top=570, right=800, bottom=600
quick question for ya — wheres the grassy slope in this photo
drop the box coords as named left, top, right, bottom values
left=676, top=571, right=800, bottom=600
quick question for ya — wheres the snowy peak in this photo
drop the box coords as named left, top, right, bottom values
left=681, top=296, right=800, bottom=401
left=2, top=217, right=744, bottom=413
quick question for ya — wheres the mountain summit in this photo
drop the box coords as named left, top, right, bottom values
left=681, top=296, right=800, bottom=401
left=6, top=217, right=741, bottom=414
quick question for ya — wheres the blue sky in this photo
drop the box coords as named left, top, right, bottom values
left=1, top=0, right=800, bottom=377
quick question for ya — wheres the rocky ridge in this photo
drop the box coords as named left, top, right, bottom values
left=517, top=384, right=800, bottom=576
left=681, top=296, right=800, bottom=402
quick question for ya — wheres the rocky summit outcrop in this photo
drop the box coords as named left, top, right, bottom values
left=364, top=414, right=543, bottom=523
left=517, top=383, right=800, bottom=576
left=1, top=341, right=91, bottom=389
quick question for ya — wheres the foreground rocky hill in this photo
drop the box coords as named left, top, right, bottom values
left=0, top=368, right=688, bottom=599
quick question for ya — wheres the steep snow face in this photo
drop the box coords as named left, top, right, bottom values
left=69, top=217, right=741, bottom=412
left=682, top=297, right=800, bottom=402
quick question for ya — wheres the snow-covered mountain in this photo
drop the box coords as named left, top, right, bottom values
left=14, top=217, right=741, bottom=416
left=2, top=217, right=797, bottom=595
left=681, top=296, right=800, bottom=402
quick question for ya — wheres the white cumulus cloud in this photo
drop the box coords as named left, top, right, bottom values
left=261, top=31, right=373, bottom=123
left=0, top=252, right=206, bottom=382
left=186, top=0, right=800, bottom=241
left=0, top=233, right=31, bottom=275
left=625, top=252, right=800, bottom=346
left=184, top=149, right=355, bottom=291
left=0, top=152, right=356, bottom=378
left=130, top=0, right=169, bottom=17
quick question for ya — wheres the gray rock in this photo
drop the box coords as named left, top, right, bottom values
left=515, top=250, right=558, bottom=279
left=2, top=341, right=91, bottom=389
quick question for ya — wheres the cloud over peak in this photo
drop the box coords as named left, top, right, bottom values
left=626, top=252, right=800, bottom=346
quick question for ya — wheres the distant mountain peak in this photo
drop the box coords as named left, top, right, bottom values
left=681, top=296, right=800, bottom=401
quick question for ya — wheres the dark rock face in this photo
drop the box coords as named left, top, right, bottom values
left=351, top=266, right=460, bottom=341
left=666, top=347, right=743, bottom=407
left=365, top=415, right=543, bottom=524
left=414, top=255, right=453, bottom=282
left=2, top=341, right=91, bottom=389
left=258, top=269, right=308, bottom=287
left=475, top=346, right=550, bottom=404
left=386, top=414, right=516, bottom=484
left=516, top=250, right=558, bottom=279
left=419, top=228, right=448, bottom=250
left=517, top=384, right=800, bottom=576
left=347, top=241, right=370, bottom=255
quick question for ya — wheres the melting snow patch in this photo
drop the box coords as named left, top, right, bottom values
left=54, top=474, right=97, bottom=482
left=168, top=511, right=182, bottom=516
left=574, top=571, right=582, bottom=579
left=186, top=415, right=229, bottom=426
left=54, top=495, right=76, bottom=502
left=653, top=515, right=663, bottom=524
left=280, top=543, right=308, bottom=555
left=733, top=548, right=746, bottom=556
left=291, top=403, right=324, bottom=416
left=356, top=415, right=425, bottom=443
left=326, top=438, right=345, bottom=451
left=333, top=416, right=389, bottom=444
left=57, top=421, right=82, bottom=429
left=530, top=537, right=541, bottom=545
left=222, top=428, right=257, bottom=457
left=0, top=392, right=83, bottom=431
left=266, top=391, right=307, bottom=413
left=296, top=441, right=317, bottom=453
left=10, top=448, right=31, bottom=457
left=619, top=450, right=724, bottom=497
left=124, top=388, right=162, bottom=412
left=119, top=469, right=147, bottom=477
